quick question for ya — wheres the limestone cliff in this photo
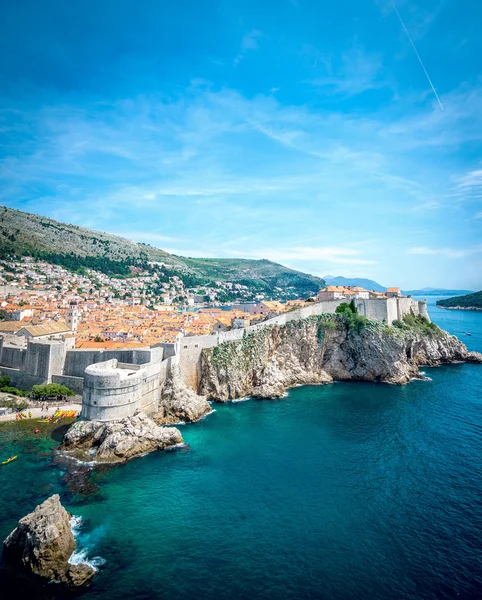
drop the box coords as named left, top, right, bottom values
left=2, top=495, right=95, bottom=587
left=199, top=315, right=482, bottom=401
left=61, top=412, right=183, bottom=462
left=156, top=365, right=212, bottom=424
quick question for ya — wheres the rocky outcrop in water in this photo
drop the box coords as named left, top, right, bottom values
left=199, top=315, right=482, bottom=401
left=2, top=495, right=95, bottom=587
left=155, top=365, right=212, bottom=424
left=61, top=412, right=183, bottom=462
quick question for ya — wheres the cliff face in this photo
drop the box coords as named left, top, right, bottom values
left=2, top=495, right=95, bottom=587
left=156, top=365, right=212, bottom=424
left=199, top=316, right=482, bottom=401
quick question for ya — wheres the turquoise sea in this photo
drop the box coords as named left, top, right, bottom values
left=1, top=298, right=482, bottom=600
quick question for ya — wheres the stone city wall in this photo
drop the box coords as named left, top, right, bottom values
left=0, top=297, right=429, bottom=406
left=63, top=347, right=154, bottom=378
left=177, top=298, right=428, bottom=389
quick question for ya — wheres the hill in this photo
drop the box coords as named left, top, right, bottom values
left=323, top=275, right=386, bottom=293
left=403, top=288, right=474, bottom=297
left=436, top=291, right=482, bottom=310
left=0, top=206, right=324, bottom=299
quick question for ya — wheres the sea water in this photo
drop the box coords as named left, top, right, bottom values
left=1, top=298, right=481, bottom=600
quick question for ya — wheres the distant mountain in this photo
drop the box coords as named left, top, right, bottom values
left=0, top=206, right=324, bottom=299
left=323, top=275, right=386, bottom=293
left=403, top=288, right=475, bottom=297
left=436, top=291, right=482, bottom=309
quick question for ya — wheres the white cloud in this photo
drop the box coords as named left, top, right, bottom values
left=449, top=168, right=482, bottom=201
left=220, top=246, right=377, bottom=265
left=308, top=47, right=388, bottom=97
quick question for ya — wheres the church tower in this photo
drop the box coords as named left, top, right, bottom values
left=66, top=301, right=81, bottom=333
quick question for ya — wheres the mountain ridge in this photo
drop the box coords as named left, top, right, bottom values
left=0, top=206, right=324, bottom=299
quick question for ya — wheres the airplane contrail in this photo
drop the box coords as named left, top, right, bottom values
left=392, top=1, right=444, bottom=110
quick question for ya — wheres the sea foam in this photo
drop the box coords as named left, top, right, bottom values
left=69, top=515, right=106, bottom=571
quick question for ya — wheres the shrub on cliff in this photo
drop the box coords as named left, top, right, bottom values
left=335, top=302, right=368, bottom=333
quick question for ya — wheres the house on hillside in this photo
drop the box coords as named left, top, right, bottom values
left=233, top=317, right=251, bottom=329
left=0, top=321, right=23, bottom=335
left=16, top=321, right=72, bottom=340
left=211, top=317, right=232, bottom=333
left=317, top=286, right=348, bottom=301
left=317, top=286, right=370, bottom=301
left=386, top=287, right=401, bottom=298
left=252, top=301, right=284, bottom=318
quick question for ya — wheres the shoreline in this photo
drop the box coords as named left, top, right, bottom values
left=437, top=306, right=482, bottom=312
left=0, top=404, right=80, bottom=423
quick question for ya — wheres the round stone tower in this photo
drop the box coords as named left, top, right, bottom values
left=418, top=299, right=430, bottom=322
left=81, top=359, right=143, bottom=422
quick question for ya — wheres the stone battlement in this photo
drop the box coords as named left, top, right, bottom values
left=0, top=297, right=429, bottom=422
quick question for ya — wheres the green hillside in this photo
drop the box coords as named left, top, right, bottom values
left=0, top=206, right=324, bottom=298
left=436, top=291, right=482, bottom=309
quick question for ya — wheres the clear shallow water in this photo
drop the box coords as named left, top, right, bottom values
left=1, top=298, right=482, bottom=600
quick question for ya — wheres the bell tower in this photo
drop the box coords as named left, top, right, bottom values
left=66, top=301, right=81, bottom=333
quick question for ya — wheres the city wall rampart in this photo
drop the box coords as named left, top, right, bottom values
left=0, top=297, right=429, bottom=418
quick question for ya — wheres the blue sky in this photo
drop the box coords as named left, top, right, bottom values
left=0, top=0, right=481, bottom=289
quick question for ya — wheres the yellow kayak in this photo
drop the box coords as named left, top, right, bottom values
left=2, top=456, right=18, bottom=465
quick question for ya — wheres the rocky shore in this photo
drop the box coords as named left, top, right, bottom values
left=155, top=365, right=212, bottom=424
left=199, top=315, right=482, bottom=401
left=2, top=495, right=95, bottom=587
left=61, top=412, right=183, bottom=462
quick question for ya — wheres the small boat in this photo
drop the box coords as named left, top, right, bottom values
left=1, top=456, right=18, bottom=465
left=466, top=332, right=472, bottom=336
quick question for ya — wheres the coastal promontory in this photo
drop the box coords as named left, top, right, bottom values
left=199, top=314, right=482, bottom=401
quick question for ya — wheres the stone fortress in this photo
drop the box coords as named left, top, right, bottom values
left=0, top=296, right=429, bottom=422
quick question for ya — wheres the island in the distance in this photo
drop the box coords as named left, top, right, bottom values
left=436, top=291, right=482, bottom=311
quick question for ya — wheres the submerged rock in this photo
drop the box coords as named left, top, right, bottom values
left=61, top=412, right=183, bottom=463
left=199, top=316, right=482, bottom=401
left=2, top=495, right=95, bottom=587
left=155, top=365, right=212, bottom=424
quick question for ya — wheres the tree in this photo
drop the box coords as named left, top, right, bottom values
left=335, top=302, right=355, bottom=315
left=31, top=383, right=75, bottom=401
left=0, top=375, right=12, bottom=388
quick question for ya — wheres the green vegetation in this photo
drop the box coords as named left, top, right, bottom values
left=335, top=301, right=368, bottom=333
left=0, top=375, right=29, bottom=397
left=437, top=291, right=482, bottom=309
left=0, top=377, right=75, bottom=403
left=391, top=314, right=440, bottom=334
left=31, top=383, right=75, bottom=401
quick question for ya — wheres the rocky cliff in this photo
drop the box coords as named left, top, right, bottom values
left=156, top=365, right=212, bottom=424
left=62, top=412, right=183, bottom=462
left=199, top=315, right=482, bottom=401
left=2, top=495, right=95, bottom=587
